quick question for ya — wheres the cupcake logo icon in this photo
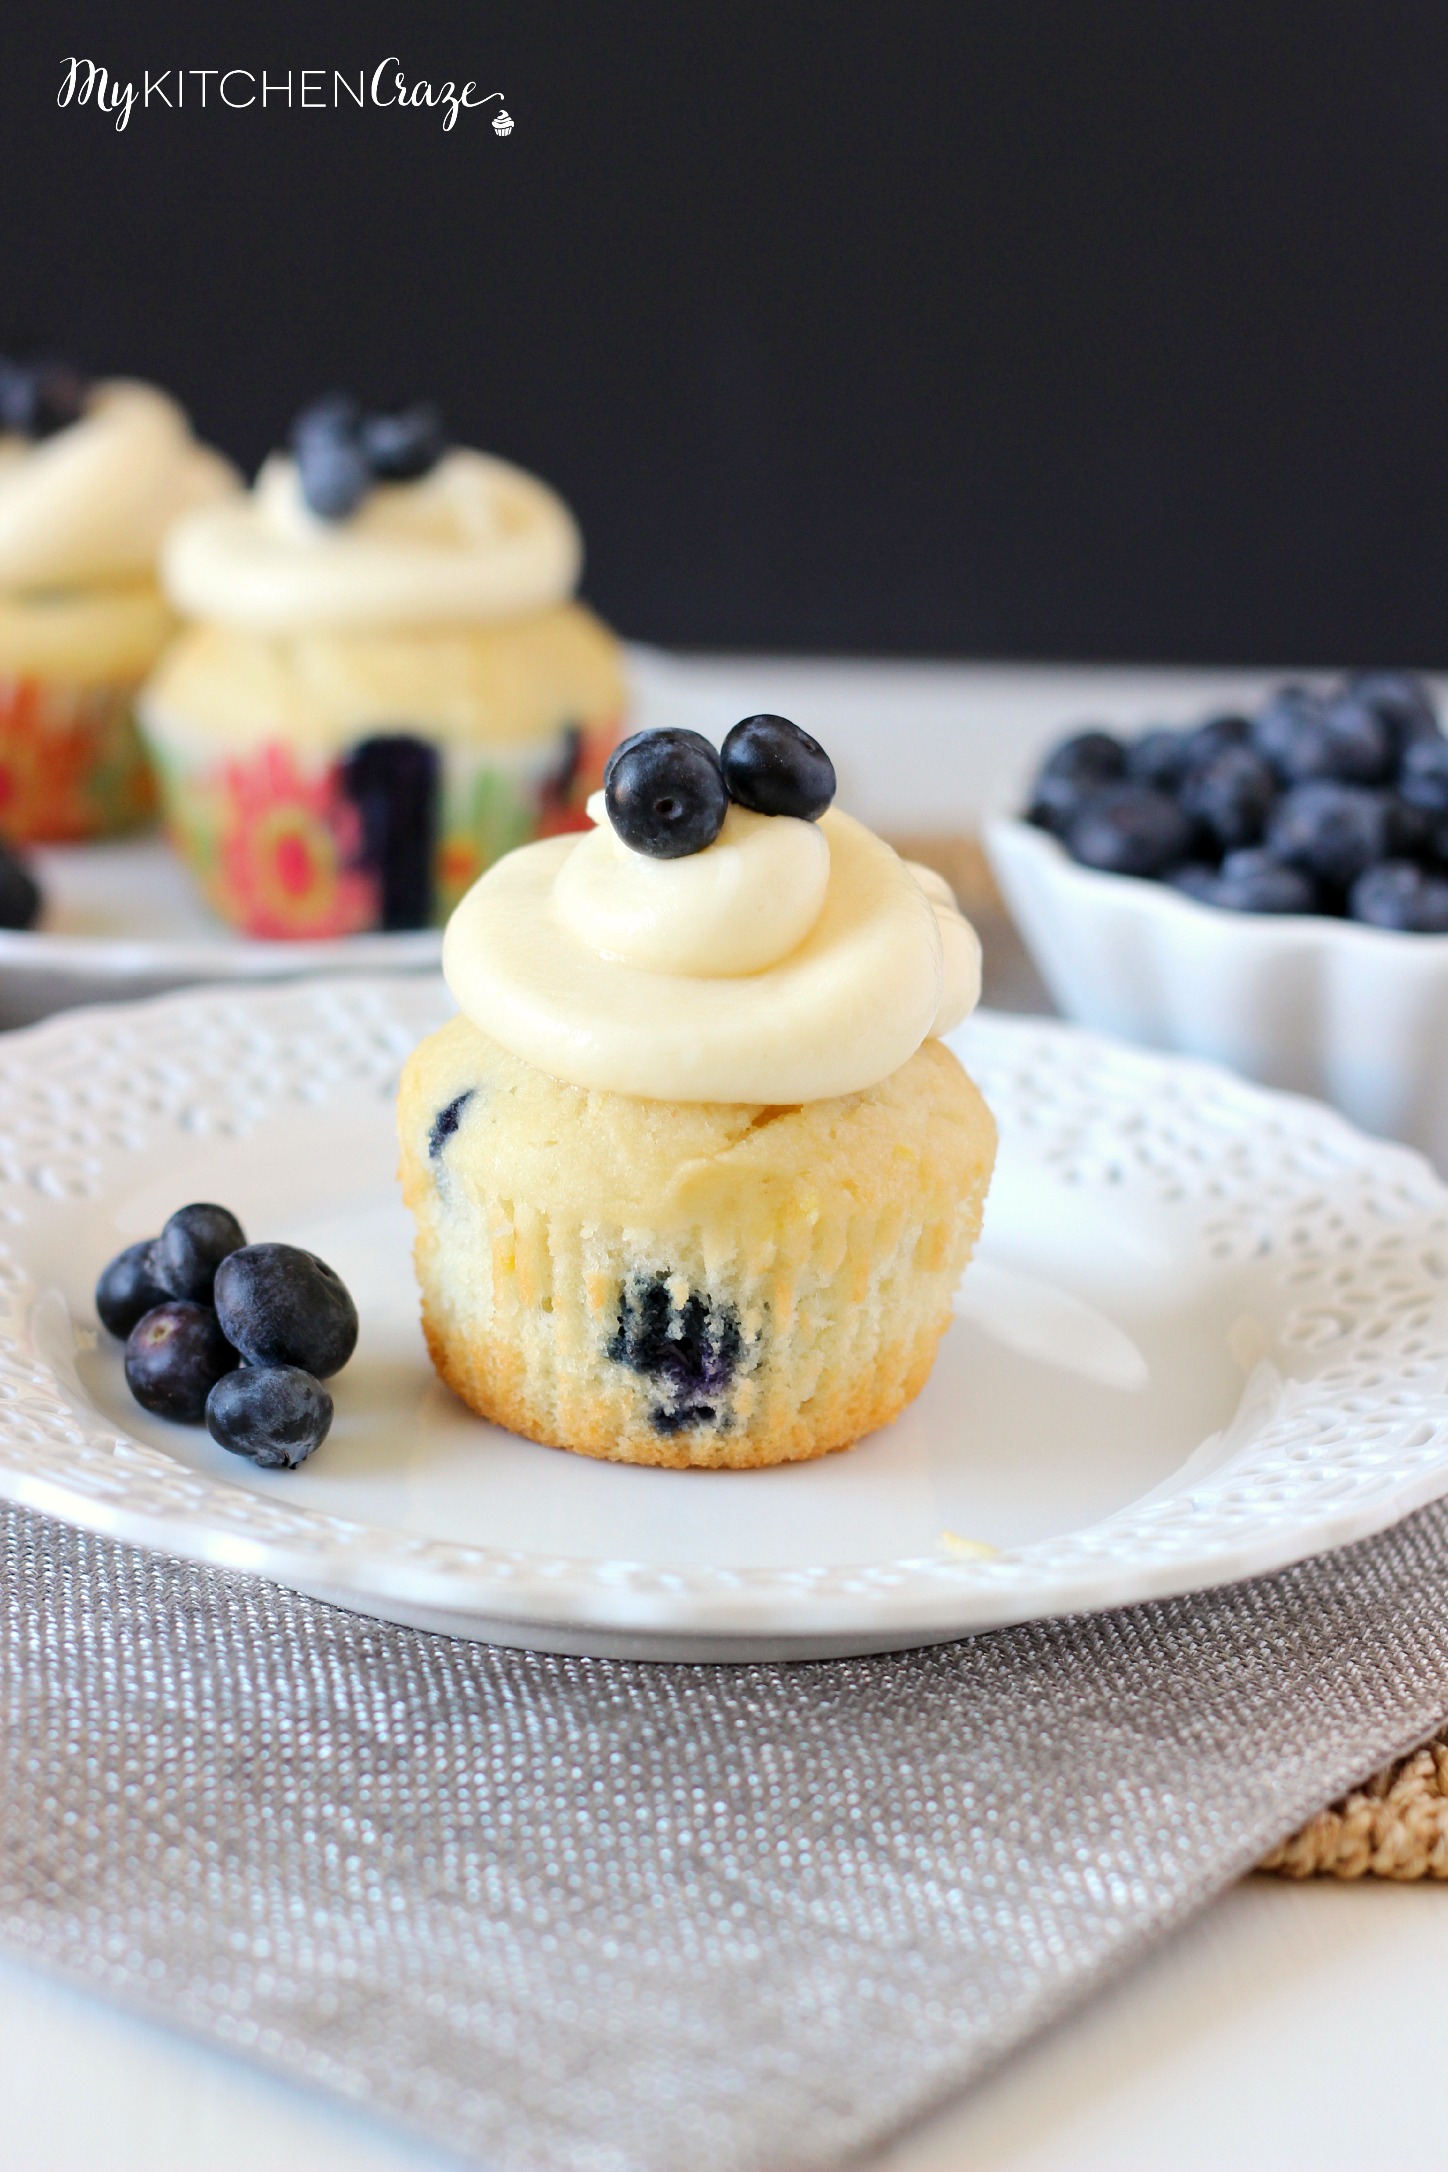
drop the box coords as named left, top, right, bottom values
left=492, top=108, right=514, bottom=136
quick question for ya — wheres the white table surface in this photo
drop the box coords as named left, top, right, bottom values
left=7, top=655, right=1444, bottom=2171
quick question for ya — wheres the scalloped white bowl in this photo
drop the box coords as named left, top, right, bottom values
left=987, top=813, right=1448, bottom=1169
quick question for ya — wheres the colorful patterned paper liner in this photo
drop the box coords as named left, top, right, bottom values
left=149, top=715, right=619, bottom=940
left=0, top=673, right=157, bottom=843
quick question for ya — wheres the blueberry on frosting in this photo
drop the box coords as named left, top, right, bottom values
left=601, top=715, right=837, bottom=861
left=289, top=393, right=449, bottom=521
left=0, top=355, right=90, bottom=439
left=603, top=727, right=730, bottom=859
left=362, top=403, right=447, bottom=481
left=721, top=714, right=836, bottom=821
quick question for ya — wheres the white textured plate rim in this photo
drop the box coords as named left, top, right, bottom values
left=0, top=974, right=1447, bottom=1650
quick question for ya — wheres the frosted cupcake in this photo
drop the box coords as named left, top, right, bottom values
left=0, top=360, right=236, bottom=841
left=398, top=715, right=996, bottom=1469
left=142, top=398, right=627, bottom=939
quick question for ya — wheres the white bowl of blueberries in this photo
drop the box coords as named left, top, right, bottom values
left=985, top=671, right=1448, bottom=1167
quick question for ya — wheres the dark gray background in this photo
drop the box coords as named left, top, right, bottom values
left=5, top=2, right=1447, bottom=662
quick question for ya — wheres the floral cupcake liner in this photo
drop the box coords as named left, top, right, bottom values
left=144, top=715, right=619, bottom=940
left=0, top=673, right=157, bottom=843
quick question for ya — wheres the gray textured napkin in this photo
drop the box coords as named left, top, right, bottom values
left=3, top=1496, right=1448, bottom=2172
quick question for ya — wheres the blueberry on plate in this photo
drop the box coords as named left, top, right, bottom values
left=1346, top=671, right=1440, bottom=756
left=213, top=1243, right=358, bottom=1378
left=361, top=402, right=446, bottom=481
left=1179, top=747, right=1278, bottom=852
left=95, top=1239, right=170, bottom=1340
left=1398, top=737, right=1448, bottom=816
left=150, top=1202, right=246, bottom=1305
left=1212, top=847, right=1318, bottom=915
left=1027, top=729, right=1124, bottom=833
left=720, top=715, right=836, bottom=821
left=0, top=839, right=40, bottom=930
left=205, top=1365, right=333, bottom=1470
left=124, top=1302, right=239, bottom=1424
left=603, top=728, right=729, bottom=859
left=1063, top=783, right=1194, bottom=879
left=1266, top=782, right=1394, bottom=890
left=1124, top=728, right=1191, bottom=792
left=1349, top=861, right=1448, bottom=933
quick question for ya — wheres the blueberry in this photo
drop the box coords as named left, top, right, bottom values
left=1259, top=682, right=1389, bottom=786
left=150, top=1203, right=246, bottom=1305
left=1349, top=861, right=1448, bottom=933
left=1179, top=747, right=1278, bottom=852
left=0, top=839, right=40, bottom=929
left=603, top=728, right=729, bottom=859
left=95, top=1239, right=170, bottom=1340
left=1346, top=671, right=1440, bottom=757
left=205, top=1365, right=333, bottom=1470
left=0, top=356, right=89, bottom=438
left=1166, top=862, right=1221, bottom=903
left=1399, top=737, right=1448, bottom=816
left=1063, top=783, right=1194, bottom=878
left=296, top=431, right=371, bottom=521
left=428, top=1089, right=474, bottom=1159
left=1318, top=693, right=1395, bottom=783
left=1266, top=782, right=1394, bottom=890
left=124, top=1302, right=239, bottom=1424
left=1213, top=847, right=1318, bottom=915
left=290, top=394, right=371, bottom=520
left=1180, top=714, right=1253, bottom=769
left=1253, top=686, right=1391, bottom=785
left=361, top=402, right=446, bottom=481
left=720, top=715, right=836, bottom=820
left=1027, top=729, right=1125, bottom=832
left=0, top=358, right=33, bottom=435
left=607, top=1273, right=742, bottom=1434
left=1125, top=729, right=1191, bottom=792
left=290, top=392, right=362, bottom=449
left=1251, top=687, right=1333, bottom=780
left=1386, top=794, right=1433, bottom=859
left=213, top=1243, right=358, bottom=1378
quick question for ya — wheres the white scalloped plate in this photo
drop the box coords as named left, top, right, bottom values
left=1, top=975, right=1448, bottom=1660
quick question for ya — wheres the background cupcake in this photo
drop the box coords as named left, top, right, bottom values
left=142, top=398, right=627, bottom=940
left=0, top=362, right=236, bottom=842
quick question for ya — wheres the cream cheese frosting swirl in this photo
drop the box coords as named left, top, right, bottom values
left=161, top=447, right=583, bottom=635
left=442, top=792, right=981, bottom=1102
left=0, top=381, right=237, bottom=593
